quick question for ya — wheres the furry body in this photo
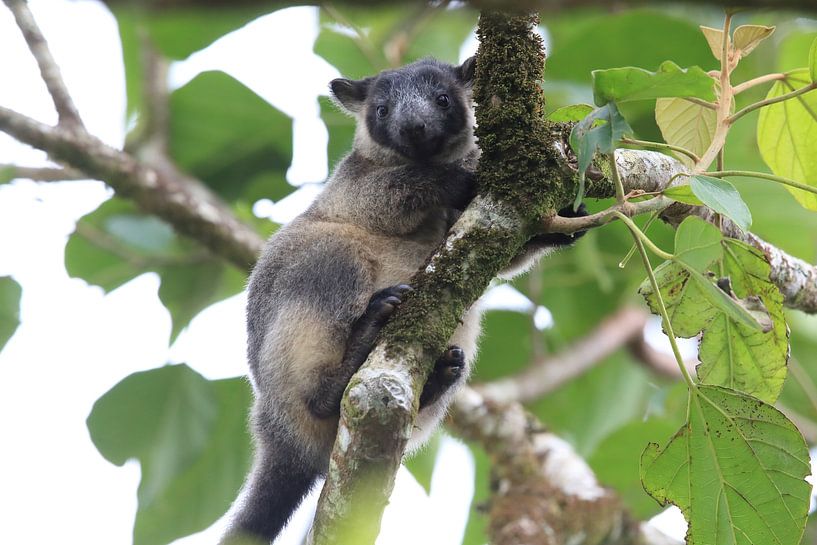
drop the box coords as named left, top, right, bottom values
left=222, top=57, right=583, bottom=544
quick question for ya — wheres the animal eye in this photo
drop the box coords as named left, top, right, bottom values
left=436, top=94, right=450, bottom=108
left=376, top=105, right=389, bottom=118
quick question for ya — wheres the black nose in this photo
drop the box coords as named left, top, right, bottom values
left=401, top=122, right=426, bottom=140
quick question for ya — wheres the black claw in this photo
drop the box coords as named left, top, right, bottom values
left=363, top=284, right=413, bottom=324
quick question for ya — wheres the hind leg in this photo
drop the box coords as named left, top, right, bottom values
left=307, top=284, right=412, bottom=418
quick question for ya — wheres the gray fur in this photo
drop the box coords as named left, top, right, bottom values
left=221, top=57, right=577, bottom=544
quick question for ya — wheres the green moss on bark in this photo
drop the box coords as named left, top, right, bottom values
left=473, top=11, right=570, bottom=221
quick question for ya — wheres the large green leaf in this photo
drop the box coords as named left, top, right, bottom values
left=592, top=61, right=715, bottom=106
left=0, top=276, right=21, bottom=352
left=655, top=97, right=716, bottom=168
left=88, top=365, right=252, bottom=545
left=133, top=378, right=253, bottom=545
left=757, top=70, right=817, bottom=211
left=66, top=197, right=247, bottom=340
left=546, top=10, right=716, bottom=84
left=169, top=70, right=294, bottom=204
left=641, top=385, right=811, bottom=545
left=697, top=240, right=789, bottom=403
left=116, top=6, right=273, bottom=61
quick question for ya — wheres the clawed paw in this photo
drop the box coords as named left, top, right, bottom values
left=434, top=345, right=465, bottom=384
left=363, top=284, right=413, bottom=323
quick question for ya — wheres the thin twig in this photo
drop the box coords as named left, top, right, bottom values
left=4, top=0, right=84, bottom=130
left=728, top=81, right=817, bottom=124
left=732, top=72, right=787, bottom=95
left=0, top=163, right=86, bottom=182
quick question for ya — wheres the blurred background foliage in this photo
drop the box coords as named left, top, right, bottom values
left=3, top=2, right=816, bottom=544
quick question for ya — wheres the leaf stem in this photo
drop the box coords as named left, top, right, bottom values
left=684, top=97, right=718, bottom=110
left=622, top=215, right=696, bottom=389
left=613, top=211, right=673, bottom=262
left=732, top=72, right=787, bottom=95
left=728, top=81, right=817, bottom=124
left=610, top=152, right=625, bottom=203
left=621, top=137, right=701, bottom=163
left=707, top=170, right=817, bottom=196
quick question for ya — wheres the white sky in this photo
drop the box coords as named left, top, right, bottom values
left=0, top=1, right=811, bottom=544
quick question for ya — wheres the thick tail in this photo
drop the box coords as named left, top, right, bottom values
left=220, top=441, right=318, bottom=545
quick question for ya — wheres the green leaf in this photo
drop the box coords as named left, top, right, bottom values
left=546, top=11, right=716, bottom=84
left=673, top=216, right=723, bottom=273
left=158, top=262, right=246, bottom=343
left=0, top=276, right=22, bottom=352
left=697, top=240, right=789, bottom=403
left=689, top=175, right=752, bottom=231
left=641, top=385, right=811, bottom=545
left=810, top=37, right=817, bottom=82
left=87, top=364, right=217, bottom=475
left=169, top=71, right=293, bottom=204
left=115, top=6, right=272, bottom=61
left=546, top=104, right=595, bottom=123
left=589, top=419, right=679, bottom=519
left=569, top=102, right=632, bottom=188
left=88, top=366, right=252, bottom=545
left=655, top=97, right=716, bottom=168
left=733, top=25, right=775, bottom=58
left=66, top=197, right=246, bottom=338
left=133, top=378, right=253, bottom=545
left=592, top=61, right=715, bottom=106
left=757, top=69, right=817, bottom=211
left=65, top=198, right=182, bottom=292
left=471, top=310, right=531, bottom=383
left=403, top=431, right=441, bottom=494
left=663, top=184, right=704, bottom=205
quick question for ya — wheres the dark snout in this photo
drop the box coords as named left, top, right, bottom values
left=396, top=117, right=442, bottom=161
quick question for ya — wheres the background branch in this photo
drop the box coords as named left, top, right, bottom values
left=4, top=0, right=84, bottom=130
left=449, top=386, right=684, bottom=545
left=0, top=163, right=85, bottom=181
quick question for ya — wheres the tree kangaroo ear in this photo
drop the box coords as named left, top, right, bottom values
left=456, top=56, right=476, bottom=86
left=330, top=78, right=371, bottom=113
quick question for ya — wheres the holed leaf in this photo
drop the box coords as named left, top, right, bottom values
left=592, top=61, right=715, bottom=106
left=697, top=240, right=789, bottom=403
left=641, top=385, right=811, bottom=545
left=757, top=70, right=817, bottom=211
left=0, top=276, right=22, bottom=352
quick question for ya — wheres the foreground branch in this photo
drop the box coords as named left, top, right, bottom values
left=449, top=386, right=683, bottom=545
